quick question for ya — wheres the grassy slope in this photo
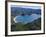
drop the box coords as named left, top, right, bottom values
left=11, top=18, right=41, bottom=31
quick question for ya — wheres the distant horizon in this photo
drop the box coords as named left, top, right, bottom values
left=11, top=5, right=41, bottom=9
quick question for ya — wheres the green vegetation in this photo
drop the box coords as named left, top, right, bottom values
left=11, top=18, right=41, bottom=31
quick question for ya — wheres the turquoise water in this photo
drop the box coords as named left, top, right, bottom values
left=14, top=14, right=41, bottom=24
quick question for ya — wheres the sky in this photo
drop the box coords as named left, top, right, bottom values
left=11, top=5, right=41, bottom=9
